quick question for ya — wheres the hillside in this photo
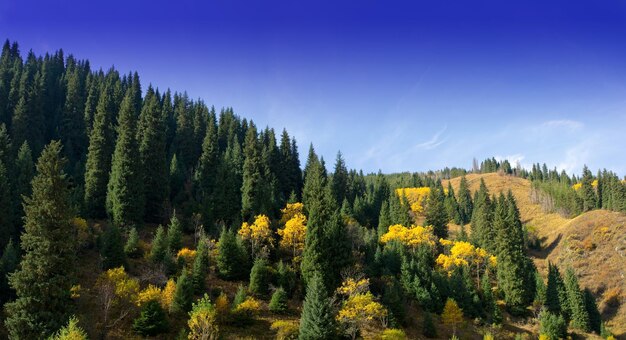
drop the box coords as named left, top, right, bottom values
left=445, top=173, right=626, bottom=336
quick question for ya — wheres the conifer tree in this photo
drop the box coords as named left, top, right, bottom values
left=470, top=179, right=492, bottom=250
left=241, top=122, right=263, bottom=221
left=546, top=262, right=569, bottom=320
left=191, top=238, right=209, bottom=294
left=11, top=51, right=44, bottom=156
left=249, top=257, right=271, bottom=297
left=150, top=225, right=168, bottom=263
left=580, top=165, right=597, bottom=212
left=0, top=239, right=18, bottom=304
left=106, top=86, right=143, bottom=228
left=564, top=268, right=590, bottom=332
left=389, top=193, right=411, bottom=227
left=298, top=273, right=336, bottom=340
left=124, top=227, right=140, bottom=258
left=84, top=80, right=117, bottom=218
left=100, top=224, right=126, bottom=270
left=166, top=213, right=183, bottom=252
left=422, top=312, right=437, bottom=338
left=132, top=299, right=169, bottom=336
left=14, top=141, right=34, bottom=225
left=60, top=58, right=88, bottom=165
left=583, top=288, right=601, bottom=334
left=0, top=159, right=14, bottom=247
left=5, top=141, right=76, bottom=338
left=378, top=200, right=392, bottom=237
left=217, top=227, right=247, bottom=280
left=269, top=287, right=288, bottom=313
left=457, top=176, right=473, bottom=224
left=195, top=115, right=219, bottom=225
left=424, top=183, right=448, bottom=239
left=138, top=86, right=168, bottom=223
left=171, top=268, right=194, bottom=314
left=445, top=182, right=461, bottom=224
left=331, top=151, right=349, bottom=204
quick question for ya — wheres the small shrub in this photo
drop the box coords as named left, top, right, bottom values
left=539, top=310, right=567, bottom=340
left=270, top=320, right=299, bottom=340
left=381, top=328, right=406, bottom=340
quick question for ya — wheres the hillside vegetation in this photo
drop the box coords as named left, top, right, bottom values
left=446, top=173, right=626, bottom=335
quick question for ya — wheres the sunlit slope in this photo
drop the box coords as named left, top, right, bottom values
left=445, top=173, right=626, bottom=335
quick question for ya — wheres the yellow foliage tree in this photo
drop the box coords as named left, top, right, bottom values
left=277, top=212, right=307, bottom=261
left=436, top=240, right=496, bottom=285
left=95, top=267, right=140, bottom=327
left=214, top=293, right=230, bottom=322
left=337, top=292, right=387, bottom=340
left=161, top=278, right=176, bottom=311
left=380, top=224, right=436, bottom=248
left=188, top=294, right=219, bottom=340
left=239, top=214, right=273, bottom=258
left=441, top=298, right=463, bottom=336
left=136, top=284, right=162, bottom=307
left=396, top=187, right=430, bottom=215
left=337, top=277, right=369, bottom=297
left=280, top=202, right=304, bottom=225
left=271, top=320, right=299, bottom=340
left=177, top=247, right=197, bottom=266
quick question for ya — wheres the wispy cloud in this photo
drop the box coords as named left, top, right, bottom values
left=414, top=125, right=447, bottom=150
left=539, top=119, right=584, bottom=131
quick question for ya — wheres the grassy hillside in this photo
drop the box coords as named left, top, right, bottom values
left=445, top=173, right=626, bottom=336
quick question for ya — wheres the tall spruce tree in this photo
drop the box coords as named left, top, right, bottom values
left=580, top=165, right=597, bottom=212
left=138, top=86, right=168, bottom=222
left=14, top=141, right=34, bottom=226
left=106, top=86, right=143, bottom=228
left=84, top=79, right=117, bottom=218
left=331, top=151, right=349, bottom=205
left=457, top=176, right=473, bottom=224
left=194, top=115, right=219, bottom=226
left=0, top=159, right=14, bottom=248
left=298, top=273, right=336, bottom=340
left=241, top=122, right=263, bottom=221
left=424, top=182, right=448, bottom=239
left=100, top=223, right=127, bottom=270
left=564, top=268, right=590, bottom=332
left=5, top=141, right=77, bottom=338
left=470, top=179, right=493, bottom=250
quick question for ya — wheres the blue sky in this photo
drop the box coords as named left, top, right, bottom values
left=2, top=0, right=626, bottom=175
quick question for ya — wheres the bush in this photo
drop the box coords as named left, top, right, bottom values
left=187, top=294, right=219, bottom=340
left=232, top=296, right=261, bottom=325
left=269, top=288, right=288, bottom=313
left=124, top=227, right=140, bottom=257
left=49, top=316, right=88, bottom=340
left=233, top=284, right=247, bottom=309
left=381, top=328, right=406, bottom=340
left=539, top=310, right=567, bottom=340
left=270, top=320, right=299, bottom=340
left=132, top=300, right=169, bottom=336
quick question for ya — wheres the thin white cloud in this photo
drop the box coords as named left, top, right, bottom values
left=540, top=119, right=584, bottom=131
left=414, top=125, right=447, bottom=150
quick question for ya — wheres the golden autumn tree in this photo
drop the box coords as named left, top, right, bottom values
left=161, top=279, right=176, bottom=311
left=187, top=294, right=219, bottom=340
left=435, top=240, right=496, bottom=285
left=136, top=284, right=162, bottom=307
left=396, top=187, right=430, bottom=215
left=279, top=202, right=304, bottom=225
left=380, top=224, right=437, bottom=249
left=239, top=214, right=273, bottom=258
left=277, top=209, right=307, bottom=261
left=95, top=267, right=140, bottom=329
left=336, top=276, right=387, bottom=339
left=441, top=298, right=463, bottom=336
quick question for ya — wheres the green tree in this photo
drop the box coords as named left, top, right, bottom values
left=0, top=159, right=14, bottom=247
left=539, top=311, right=567, bottom=340
left=11, top=52, right=44, bottom=156
left=59, top=57, right=88, bottom=166
left=0, top=239, right=18, bottom=304
left=132, top=299, right=169, bottom=336
left=546, top=262, right=569, bottom=320
left=583, top=288, right=601, bottom=334
left=84, top=80, right=117, bottom=218
left=150, top=225, right=168, bottom=263
left=192, top=237, right=210, bottom=293
left=5, top=141, right=77, bottom=338
left=194, top=117, right=219, bottom=226
left=216, top=227, right=247, bottom=280
left=422, top=312, right=437, bottom=338
left=331, top=151, right=349, bottom=205
left=580, top=165, right=597, bottom=212
left=49, top=316, right=88, bottom=340
left=106, top=86, right=143, bottom=228
left=249, top=257, right=271, bottom=297
left=241, top=122, right=263, bottom=221
left=124, top=227, right=140, bottom=258
left=457, top=176, right=473, bottom=225
left=166, top=213, right=183, bottom=252
left=138, top=86, right=168, bottom=223
left=100, top=224, right=126, bottom=270
left=424, top=182, right=448, bottom=239
left=269, top=287, right=288, bottom=313
left=470, top=179, right=492, bottom=250
left=171, top=268, right=194, bottom=314
left=298, top=273, right=336, bottom=340
left=14, top=141, right=34, bottom=226
left=564, top=268, right=590, bottom=332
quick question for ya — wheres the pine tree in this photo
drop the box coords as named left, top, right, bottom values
left=445, top=182, right=461, bottom=224
left=249, top=257, right=270, bottom=297
left=0, top=239, right=18, bottom=304
left=564, top=268, right=590, bottom=332
left=132, top=299, right=169, bottom=336
left=424, top=182, right=448, bottom=239
left=0, top=159, right=14, bottom=248
left=14, top=141, right=34, bottom=226
left=470, top=179, right=492, bottom=250
left=580, top=165, right=597, bottom=212
left=457, top=176, right=473, bottom=224
left=5, top=141, right=77, bottom=338
left=84, top=80, right=117, bottom=218
left=269, top=287, right=288, bottom=313
left=106, top=86, right=143, bottom=229
left=124, top=227, right=140, bottom=258
left=138, top=86, right=168, bottom=223
left=166, top=213, right=183, bottom=252
left=150, top=225, right=168, bottom=263
left=195, top=115, right=219, bottom=226
left=49, top=316, right=88, bottom=340
left=298, top=273, right=336, bottom=340
left=331, top=151, right=349, bottom=204
left=60, top=57, right=88, bottom=165
left=192, top=237, right=210, bottom=293
left=217, top=227, right=247, bottom=280
left=11, top=51, right=45, bottom=156
left=378, top=200, right=391, bottom=237
left=171, top=268, right=194, bottom=314
left=583, top=288, right=601, bottom=334
left=545, top=262, right=569, bottom=320
left=241, top=122, right=263, bottom=221
left=100, top=224, right=126, bottom=270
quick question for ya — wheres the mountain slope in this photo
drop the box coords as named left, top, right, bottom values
left=445, top=173, right=626, bottom=336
